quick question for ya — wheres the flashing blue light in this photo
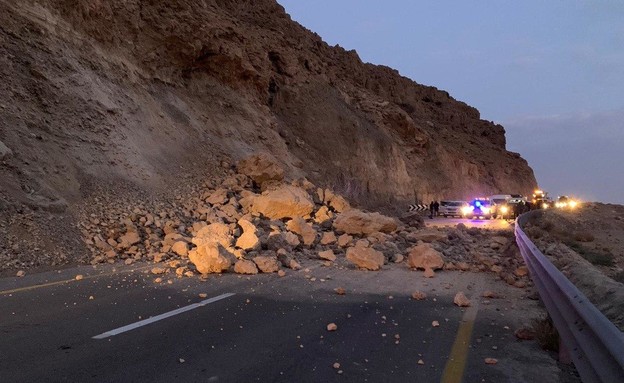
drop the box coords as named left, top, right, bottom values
left=475, top=201, right=482, bottom=207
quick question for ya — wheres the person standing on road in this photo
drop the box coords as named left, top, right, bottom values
left=433, top=201, right=440, bottom=217
left=429, top=201, right=434, bottom=219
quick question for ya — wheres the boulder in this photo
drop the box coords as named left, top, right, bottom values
left=206, top=188, right=229, bottom=205
left=188, top=243, right=233, bottom=274
left=407, top=244, right=445, bottom=270
left=234, top=259, right=259, bottom=275
left=333, top=209, right=398, bottom=235
left=454, top=292, right=471, bottom=307
left=118, top=231, right=141, bottom=249
left=193, top=223, right=233, bottom=248
left=514, top=266, right=529, bottom=277
left=346, top=247, right=384, bottom=270
left=236, top=219, right=260, bottom=251
left=318, top=249, right=336, bottom=262
left=337, top=233, right=353, bottom=247
left=314, top=206, right=334, bottom=225
left=250, top=185, right=314, bottom=220
left=171, top=241, right=189, bottom=257
left=286, top=217, right=317, bottom=246
left=320, top=231, right=337, bottom=245
left=253, top=256, right=280, bottom=273
left=237, top=152, right=284, bottom=187
left=323, top=189, right=351, bottom=213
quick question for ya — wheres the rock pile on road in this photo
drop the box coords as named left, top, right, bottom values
left=78, top=153, right=531, bottom=288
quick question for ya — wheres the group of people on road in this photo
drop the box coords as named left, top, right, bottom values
left=429, top=200, right=439, bottom=219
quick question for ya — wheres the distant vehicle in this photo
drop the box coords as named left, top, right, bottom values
left=555, top=195, right=579, bottom=209
left=499, top=197, right=528, bottom=219
left=489, top=194, right=512, bottom=218
left=532, top=189, right=552, bottom=209
left=462, top=198, right=493, bottom=219
left=439, top=201, right=468, bottom=217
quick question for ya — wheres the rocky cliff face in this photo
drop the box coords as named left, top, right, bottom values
left=0, top=0, right=535, bottom=256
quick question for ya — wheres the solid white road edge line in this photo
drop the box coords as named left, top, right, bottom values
left=92, top=293, right=236, bottom=340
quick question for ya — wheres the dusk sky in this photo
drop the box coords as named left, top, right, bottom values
left=278, top=1, right=624, bottom=204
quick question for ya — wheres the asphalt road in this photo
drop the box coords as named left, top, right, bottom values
left=426, top=216, right=514, bottom=231
left=0, top=261, right=578, bottom=382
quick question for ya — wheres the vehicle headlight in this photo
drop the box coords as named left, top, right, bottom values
left=482, top=207, right=490, bottom=214
left=542, top=203, right=549, bottom=209
left=569, top=200, right=578, bottom=208
left=461, top=206, right=473, bottom=215
left=500, top=206, right=509, bottom=214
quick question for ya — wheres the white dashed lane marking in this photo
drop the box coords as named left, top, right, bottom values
left=92, top=293, right=236, bottom=339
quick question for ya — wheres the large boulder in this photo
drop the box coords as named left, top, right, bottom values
left=407, top=244, right=445, bottom=270
left=237, top=153, right=284, bottom=187
left=192, top=223, right=233, bottom=248
left=286, top=217, right=317, bottom=246
left=234, top=259, right=259, bottom=275
left=236, top=219, right=261, bottom=251
left=188, top=243, right=233, bottom=274
left=346, top=246, right=385, bottom=271
left=323, top=189, right=351, bottom=213
left=333, top=209, right=398, bottom=235
left=253, top=255, right=280, bottom=273
left=250, top=185, right=315, bottom=220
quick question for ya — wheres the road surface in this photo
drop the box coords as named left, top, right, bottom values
left=0, top=260, right=579, bottom=382
left=426, top=216, right=514, bottom=231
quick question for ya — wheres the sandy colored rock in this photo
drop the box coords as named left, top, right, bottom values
left=75, top=274, right=84, bottom=280
left=278, top=269, right=286, bottom=277
left=323, top=189, right=351, bottom=213
left=151, top=267, right=166, bottom=275
left=250, top=185, right=314, bottom=220
left=286, top=217, right=317, bottom=246
left=171, top=241, right=189, bottom=257
left=333, top=209, right=398, bottom=235
left=411, top=291, right=427, bottom=300
left=188, top=243, right=233, bottom=274
left=282, top=231, right=301, bottom=248
left=118, top=231, right=141, bottom=249
left=407, top=244, right=444, bottom=270
left=432, top=321, right=440, bottom=327
left=326, top=323, right=338, bottom=331
left=337, top=233, right=353, bottom=247
left=253, top=256, right=280, bottom=273
left=454, top=291, right=471, bottom=307
left=236, top=219, right=261, bottom=251
left=485, top=358, right=498, bottom=365
left=206, top=188, right=229, bottom=205
left=514, top=266, right=529, bottom=277
left=320, top=231, right=337, bottom=245
left=234, top=259, right=259, bottom=275
left=237, top=152, right=285, bottom=187
left=334, top=287, right=346, bottom=295
left=318, top=249, right=336, bottom=261
left=193, top=223, right=233, bottom=248
left=314, top=206, right=334, bottom=225
left=346, top=246, right=384, bottom=270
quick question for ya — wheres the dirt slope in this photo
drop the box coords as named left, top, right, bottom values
left=0, top=0, right=536, bottom=270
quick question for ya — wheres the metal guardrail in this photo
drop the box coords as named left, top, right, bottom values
left=515, top=211, right=624, bottom=383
